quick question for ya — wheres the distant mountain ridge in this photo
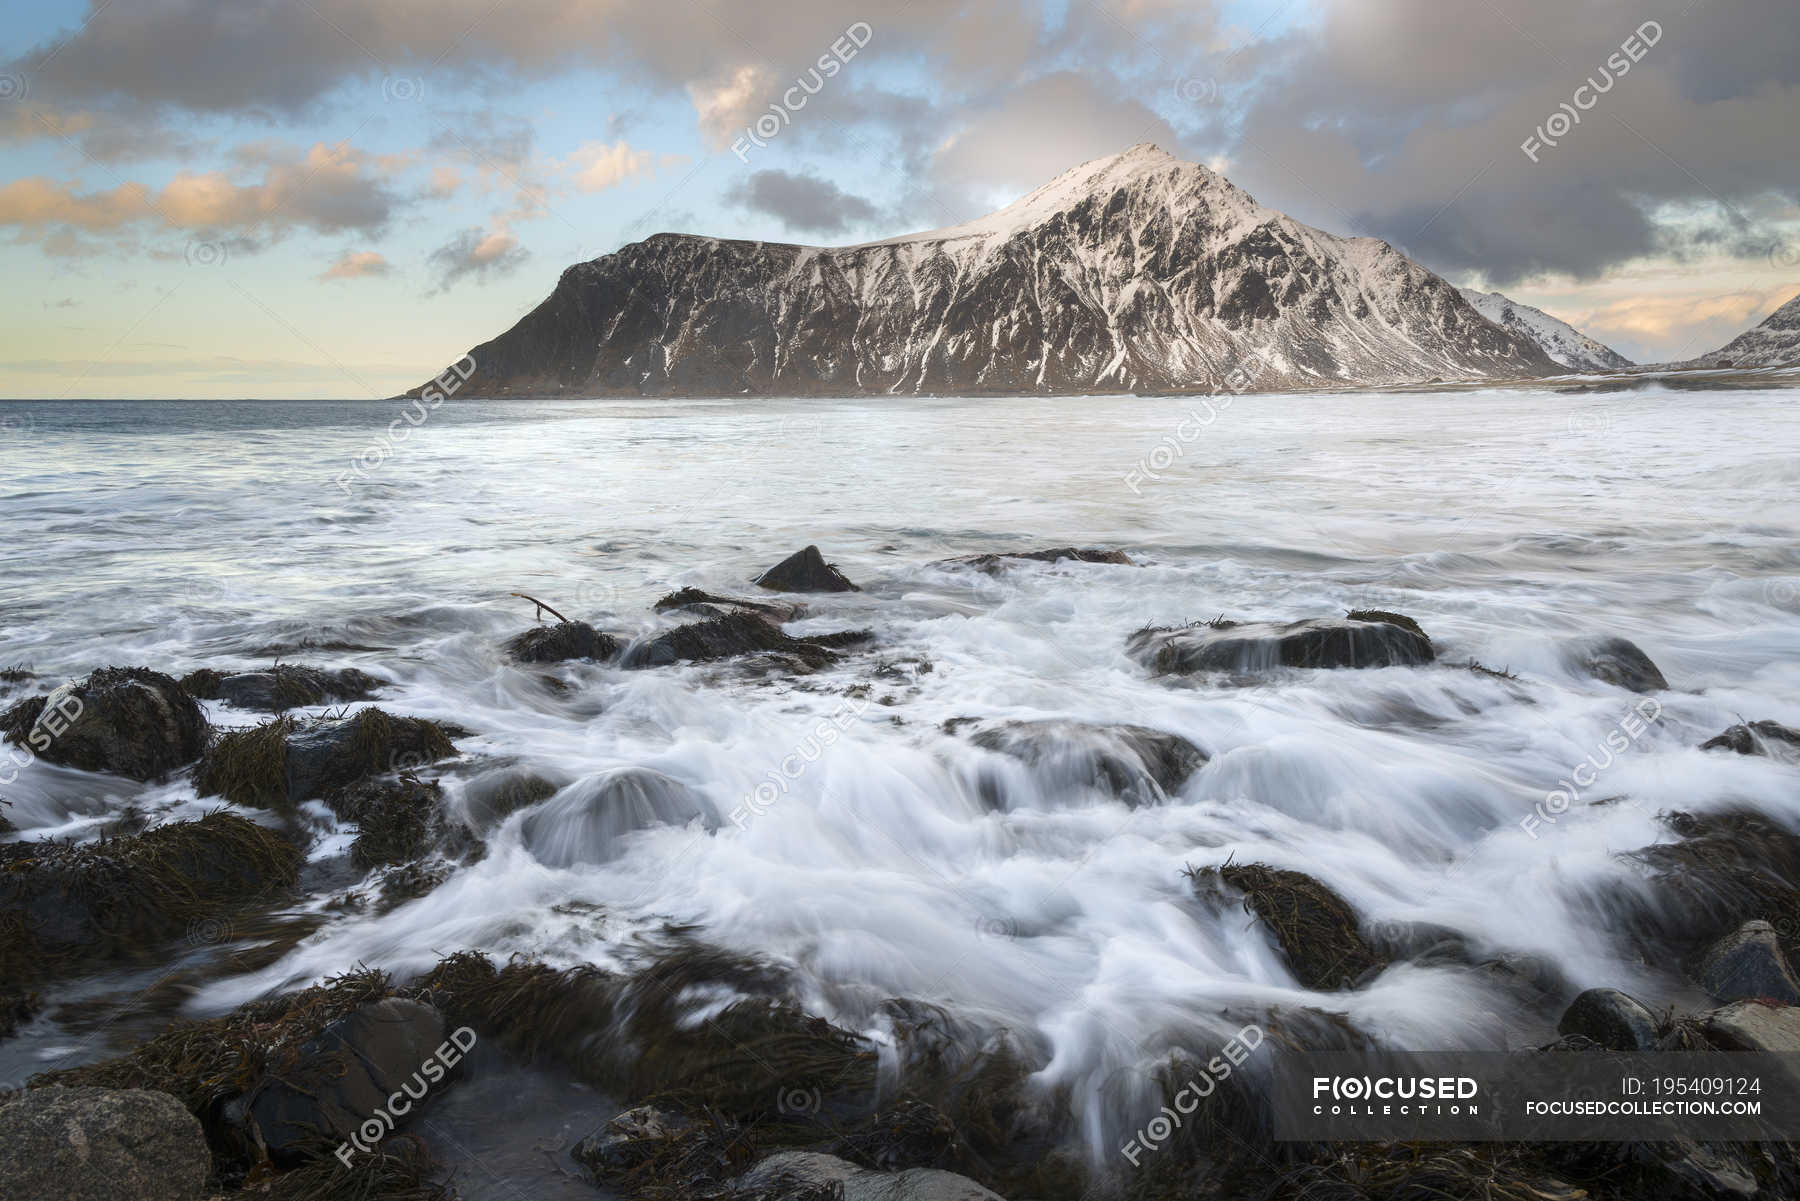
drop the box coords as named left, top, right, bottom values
left=1685, top=291, right=1800, bottom=369
left=411, top=144, right=1561, bottom=398
left=1457, top=289, right=1633, bottom=372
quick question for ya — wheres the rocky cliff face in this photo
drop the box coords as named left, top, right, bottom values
left=417, top=144, right=1560, bottom=398
left=1458, top=288, right=1633, bottom=372
left=1688, top=291, right=1800, bottom=369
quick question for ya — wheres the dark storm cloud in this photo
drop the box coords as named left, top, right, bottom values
left=8, top=0, right=1798, bottom=286
left=1222, top=0, right=1800, bottom=284
left=726, top=169, right=881, bottom=236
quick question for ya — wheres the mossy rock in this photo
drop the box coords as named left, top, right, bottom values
left=196, top=708, right=457, bottom=809
left=180, top=664, right=381, bottom=713
left=0, top=811, right=301, bottom=996
left=1191, top=861, right=1388, bottom=990
left=1, top=667, right=208, bottom=782
left=504, top=622, right=621, bottom=664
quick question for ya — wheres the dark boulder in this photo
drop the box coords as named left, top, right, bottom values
left=753, top=545, right=859, bottom=593
left=0, top=812, right=301, bottom=990
left=1556, top=987, right=1661, bottom=1051
left=954, top=718, right=1205, bottom=806
left=197, top=708, right=457, bottom=807
left=1191, top=863, right=1388, bottom=990
left=504, top=621, right=621, bottom=664
left=246, top=997, right=460, bottom=1163
left=1129, top=614, right=1435, bottom=675
left=620, top=610, right=848, bottom=671
left=1701, top=720, right=1800, bottom=760
left=1696, top=920, right=1800, bottom=1004
left=180, top=664, right=380, bottom=712
left=936, top=547, right=1134, bottom=573
left=1, top=667, right=206, bottom=781
left=520, top=768, right=715, bottom=868
left=1566, top=636, right=1668, bottom=693
left=653, top=587, right=801, bottom=620
left=0, top=1085, right=210, bottom=1201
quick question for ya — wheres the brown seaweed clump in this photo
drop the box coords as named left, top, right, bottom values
left=0, top=811, right=302, bottom=998
left=1190, top=861, right=1388, bottom=991
left=196, top=708, right=457, bottom=809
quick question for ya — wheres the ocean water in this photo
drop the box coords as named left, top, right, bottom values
left=2, top=385, right=1799, bottom=1163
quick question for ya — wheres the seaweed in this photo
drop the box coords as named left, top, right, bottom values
left=1190, top=861, right=1388, bottom=991
left=0, top=811, right=302, bottom=994
left=197, top=717, right=300, bottom=808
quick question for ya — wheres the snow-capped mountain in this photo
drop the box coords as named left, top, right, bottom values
left=417, top=144, right=1558, bottom=398
left=1457, top=288, right=1632, bottom=372
left=1686, top=291, right=1800, bottom=369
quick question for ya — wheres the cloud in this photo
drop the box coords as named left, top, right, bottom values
left=428, top=225, right=529, bottom=292
left=321, top=249, right=393, bottom=280
left=560, top=139, right=678, bottom=192
left=0, top=141, right=398, bottom=249
left=928, top=72, right=1183, bottom=214
left=726, top=168, right=881, bottom=236
left=1219, top=0, right=1800, bottom=285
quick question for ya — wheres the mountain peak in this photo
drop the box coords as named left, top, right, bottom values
left=862, top=143, right=1239, bottom=249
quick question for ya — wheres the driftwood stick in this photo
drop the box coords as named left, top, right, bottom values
left=510, top=592, right=572, bottom=624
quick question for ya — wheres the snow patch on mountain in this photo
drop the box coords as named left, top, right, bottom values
left=1458, top=289, right=1633, bottom=372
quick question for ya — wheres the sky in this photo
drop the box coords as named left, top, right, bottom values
left=2, top=0, right=1797, bottom=399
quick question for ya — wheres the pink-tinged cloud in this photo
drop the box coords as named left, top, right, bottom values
left=321, top=250, right=393, bottom=280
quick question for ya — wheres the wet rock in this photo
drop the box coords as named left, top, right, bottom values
left=936, top=547, right=1134, bottom=573
left=179, top=664, right=380, bottom=712
left=619, top=610, right=844, bottom=671
left=520, top=768, right=715, bottom=868
left=572, top=1105, right=703, bottom=1174
left=653, top=587, right=801, bottom=620
left=1626, top=809, right=1800, bottom=967
left=334, top=775, right=447, bottom=870
left=460, top=767, right=560, bottom=829
left=1191, top=863, right=1388, bottom=990
left=1566, top=635, right=1668, bottom=693
left=197, top=707, right=457, bottom=807
left=1556, top=988, right=1662, bottom=1051
left=1697, top=920, right=1800, bottom=1004
left=1129, top=614, right=1435, bottom=674
left=754, top=545, right=860, bottom=593
left=736, top=1151, right=1005, bottom=1201
left=0, top=1085, right=210, bottom=1201
left=955, top=718, right=1205, bottom=806
left=1701, top=1000, right=1800, bottom=1052
left=0, top=812, right=301, bottom=991
left=504, top=621, right=620, bottom=664
left=0, top=667, right=206, bottom=782
left=1701, top=720, right=1800, bottom=761
left=246, top=997, right=461, bottom=1164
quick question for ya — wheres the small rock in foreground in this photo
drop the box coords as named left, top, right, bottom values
left=754, top=545, right=860, bottom=593
left=1697, top=920, right=1800, bottom=1004
left=1556, top=987, right=1661, bottom=1051
left=0, top=1085, right=210, bottom=1201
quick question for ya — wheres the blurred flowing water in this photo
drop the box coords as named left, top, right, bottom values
left=2, top=385, right=1798, bottom=1160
